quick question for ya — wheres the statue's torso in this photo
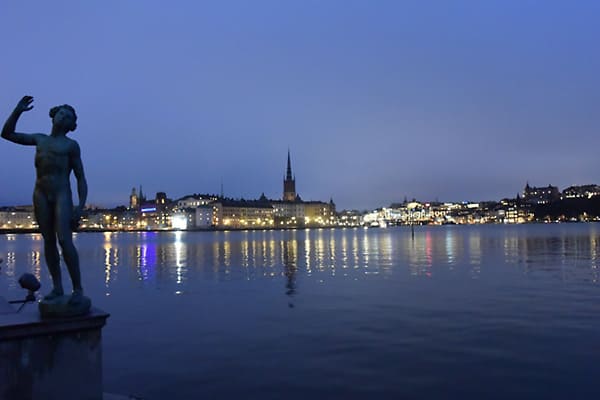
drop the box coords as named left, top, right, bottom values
left=34, top=135, right=74, bottom=195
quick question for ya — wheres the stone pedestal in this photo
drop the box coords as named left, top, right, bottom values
left=0, top=300, right=109, bottom=400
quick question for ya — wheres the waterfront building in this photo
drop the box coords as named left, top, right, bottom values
left=272, top=150, right=336, bottom=227
left=215, top=199, right=275, bottom=229
left=196, top=204, right=220, bottom=229
left=81, top=209, right=126, bottom=230
left=363, top=209, right=385, bottom=226
left=0, top=207, right=37, bottom=229
left=171, top=194, right=219, bottom=229
left=171, top=212, right=190, bottom=230
left=271, top=198, right=336, bottom=227
left=272, top=200, right=305, bottom=223
left=139, top=192, right=173, bottom=229
left=497, top=199, right=534, bottom=224
left=523, top=183, right=560, bottom=205
left=562, top=184, right=600, bottom=199
left=175, top=194, right=217, bottom=209
left=303, top=200, right=336, bottom=226
left=337, top=210, right=363, bottom=226
left=118, top=209, right=139, bottom=230
left=80, top=210, right=104, bottom=229
left=129, top=187, right=139, bottom=210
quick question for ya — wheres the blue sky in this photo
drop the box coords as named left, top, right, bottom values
left=1, top=1, right=599, bottom=210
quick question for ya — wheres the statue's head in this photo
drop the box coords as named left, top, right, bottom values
left=49, top=104, right=77, bottom=132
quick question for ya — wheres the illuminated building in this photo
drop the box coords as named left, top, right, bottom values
left=155, top=192, right=168, bottom=207
left=140, top=192, right=172, bottom=229
left=0, top=207, right=37, bottom=229
left=338, top=210, right=362, bottom=226
left=271, top=150, right=336, bottom=227
left=176, top=194, right=217, bottom=208
left=303, top=200, right=336, bottom=226
left=172, top=194, right=219, bottom=229
left=273, top=201, right=304, bottom=220
left=523, top=183, right=560, bottom=205
left=171, top=213, right=188, bottom=230
left=129, top=187, right=138, bottom=210
left=196, top=204, right=220, bottom=229
left=562, top=185, right=600, bottom=199
left=214, top=199, right=275, bottom=229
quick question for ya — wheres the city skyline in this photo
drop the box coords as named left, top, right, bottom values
left=1, top=1, right=599, bottom=210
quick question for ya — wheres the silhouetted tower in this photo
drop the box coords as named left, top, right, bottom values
left=283, top=150, right=296, bottom=202
left=129, top=187, right=138, bottom=210
left=139, top=185, right=146, bottom=203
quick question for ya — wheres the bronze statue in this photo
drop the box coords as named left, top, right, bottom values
left=2, top=96, right=89, bottom=315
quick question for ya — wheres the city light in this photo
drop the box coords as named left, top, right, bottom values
left=171, top=215, right=187, bottom=230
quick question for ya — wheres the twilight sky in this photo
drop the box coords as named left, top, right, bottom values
left=1, top=1, right=599, bottom=210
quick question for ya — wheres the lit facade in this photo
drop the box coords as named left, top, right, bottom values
left=216, top=200, right=275, bottom=229
left=304, top=201, right=336, bottom=226
left=0, top=208, right=37, bottom=229
left=139, top=192, right=172, bottom=229
left=196, top=204, right=220, bottom=229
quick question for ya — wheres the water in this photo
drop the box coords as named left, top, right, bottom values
left=2, top=224, right=600, bottom=399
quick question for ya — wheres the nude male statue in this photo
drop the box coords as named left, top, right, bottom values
left=2, top=96, right=88, bottom=305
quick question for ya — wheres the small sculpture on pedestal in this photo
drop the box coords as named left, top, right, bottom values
left=2, top=96, right=90, bottom=317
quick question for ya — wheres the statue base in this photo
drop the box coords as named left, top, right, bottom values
left=0, top=301, right=109, bottom=400
left=39, top=294, right=91, bottom=318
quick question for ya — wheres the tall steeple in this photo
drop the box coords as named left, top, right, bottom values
left=283, top=149, right=297, bottom=202
left=286, top=150, right=293, bottom=181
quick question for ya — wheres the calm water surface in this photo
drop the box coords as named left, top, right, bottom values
left=2, top=224, right=600, bottom=399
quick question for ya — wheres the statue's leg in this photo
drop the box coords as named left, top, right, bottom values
left=34, top=191, right=63, bottom=299
left=55, top=193, right=83, bottom=302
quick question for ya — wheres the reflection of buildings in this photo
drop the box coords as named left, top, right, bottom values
left=282, top=239, right=298, bottom=301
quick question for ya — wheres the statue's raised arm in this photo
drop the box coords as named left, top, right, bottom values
left=1, top=96, right=43, bottom=145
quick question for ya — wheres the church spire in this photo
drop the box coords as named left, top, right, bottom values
left=283, top=149, right=297, bottom=202
left=286, top=149, right=293, bottom=181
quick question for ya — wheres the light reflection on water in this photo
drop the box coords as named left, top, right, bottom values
left=2, top=224, right=600, bottom=399
left=3, top=225, right=600, bottom=295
